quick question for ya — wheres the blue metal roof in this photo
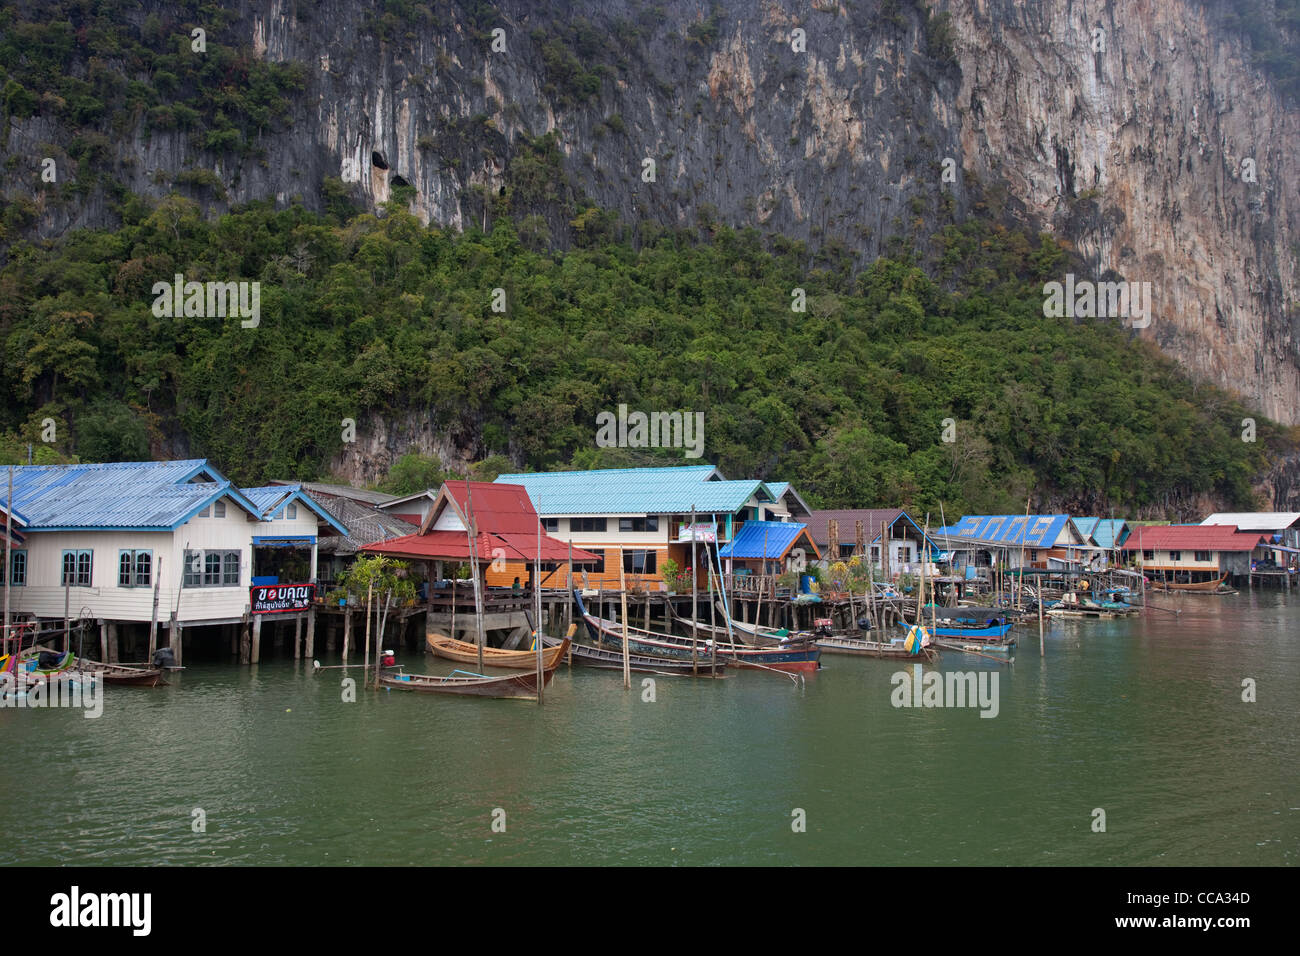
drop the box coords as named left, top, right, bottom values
left=718, top=521, right=811, bottom=559
left=1073, top=517, right=1130, bottom=549
left=936, top=514, right=1078, bottom=548
left=4, top=461, right=257, bottom=529
left=241, top=485, right=349, bottom=535
left=495, top=467, right=773, bottom=516
left=2, top=460, right=345, bottom=533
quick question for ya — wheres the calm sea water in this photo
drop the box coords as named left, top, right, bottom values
left=3, top=590, right=1296, bottom=866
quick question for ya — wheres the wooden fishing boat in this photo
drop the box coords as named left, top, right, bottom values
left=540, top=634, right=728, bottom=676
left=426, top=631, right=568, bottom=669
left=20, top=648, right=77, bottom=675
left=668, top=603, right=788, bottom=646
left=72, top=659, right=167, bottom=687
left=574, top=592, right=819, bottom=672
left=814, top=633, right=940, bottom=663
left=1046, top=592, right=1138, bottom=619
left=380, top=638, right=569, bottom=700
left=1151, top=572, right=1229, bottom=592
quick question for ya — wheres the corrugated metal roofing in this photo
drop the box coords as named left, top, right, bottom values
left=270, top=479, right=396, bottom=506
left=1074, top=517, right=1130, bottom=550
left=718, top=521, right=815, bottom=559
left=1201, top=513, right=1300, bottom=531
left=494, top=467, right=768, bottom=516
left=5, top=461, right=259, bottom=529
left=309, top=495, right=417, bottom=555
left=764, top=481, right=813, bottom=517
left=365, top=480, right=598, bottom=563
left=806, top=509, right=906, bottom=547
left=241, top=485, right=349, bottom=535
left=937, top=514, right=1078, bottom=548
left=1122, top=525, right=1267, bottom=552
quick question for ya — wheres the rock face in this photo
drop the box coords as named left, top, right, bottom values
left=7, top=0, right=1298, bottom=425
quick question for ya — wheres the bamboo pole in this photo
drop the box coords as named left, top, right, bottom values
left=536, top=498, right=544, bottom=705
left=1018, top=496, right=1030, bottom=609
left=148, top=559, right=161, bottom=660
left=690, top=505, right=698, bottom=676
left=3, top=465, right=11, bottom=658
left=374, top=590, right=390, bottom=690
left=342, top=601, right=351, bottom=662
left=464, top=480, right=484, bottom=674
left=619, top=549, right=630, bottom=690
left=363, top=580, right=372, bottom=678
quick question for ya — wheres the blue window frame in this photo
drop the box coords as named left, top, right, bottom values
left=118, top=550, right=152, bottom=587
left=8, top=549, right=25, bottom=586
left=61, top=549, right=92, bottom=586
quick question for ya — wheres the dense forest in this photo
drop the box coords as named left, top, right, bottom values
left=0, top=0, right=1295, bottom=518
left=0, top=188, right=1290, bottom=517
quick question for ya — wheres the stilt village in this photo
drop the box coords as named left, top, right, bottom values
left=2, top=460, right=1297, bottom=697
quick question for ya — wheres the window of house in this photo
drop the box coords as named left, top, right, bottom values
left=1142, top=550, right=1154, bottom=561
left=197, top=505, right=210, bottom=518
left=1193, top=551, right=1211, bottom=562
left=870, top=546, right=879, bottom=561
left=618, top=516, right=659, bottom=533
left=896, top=547, right=908, bottom=562
left=184, top=549, right=241, bottom=587
left=839, top=544, right=854, bottom=557
left=118, top=550, right=153, bottom=587
left=580, top=548, right=605, bottom=573
left=286, top=503, right=298, bottom=520
left=214, top=500, right=226, bottom=518
left=1168, top=551, right=1182, bottom=561
left=1029, top=550, right=1039, bottom=561
left=223, top=551, right=240, bottom=585
left=9, top=549, right=25, bottom=586
left=572, top=517, right=606, bottom=533
left=623, top=550, right=657, bottom=575
left=541, top=518, right=559, bottom=533
left=61, top=550, right=92, bottom=586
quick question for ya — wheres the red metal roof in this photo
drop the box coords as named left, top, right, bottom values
left=361, top=481, right=598, bottom=563
left=1121, top=525, right=1267, bottom=552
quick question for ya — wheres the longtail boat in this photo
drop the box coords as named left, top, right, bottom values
left=380, top=638, right=569, bottom=700
left=1150, top=572, right=1230, bottom=592
left=574, top=592, right=819, bottom=673
left=540, top=634, right=728, bottom=676
left=426, top=631, right=568, bottom=670
left=814, top=632, right=940, bottom=662
left=668, top=602, right=790, bottom=646
left=72, top=659, right=166, bottom=687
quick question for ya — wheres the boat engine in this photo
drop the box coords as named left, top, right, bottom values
left=152, top=647, right=176, bottom=669
left=856, top=616, right=872, bottom=632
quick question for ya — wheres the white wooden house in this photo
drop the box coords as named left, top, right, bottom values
left=1, top=460, right=345, bottom=663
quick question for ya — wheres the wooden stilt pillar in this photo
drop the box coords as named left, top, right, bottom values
left=294, top=614, right=302, bottom=660
left=251, top=614, right=262, bottom=664
left=240, top=613, right=251, bottom=663
left=342, top=606, right=351, bottom=662
left=305, top=605, right=316, bottom=658
left=99, top=621, right=108, bottom=663
left=172, top=620, right=183, bottom=666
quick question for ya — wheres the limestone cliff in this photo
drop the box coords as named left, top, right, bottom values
left=4, top=0, right=1297, bottom=428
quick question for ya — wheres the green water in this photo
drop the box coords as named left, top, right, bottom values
left=3, top=591, right=1297, bottom=866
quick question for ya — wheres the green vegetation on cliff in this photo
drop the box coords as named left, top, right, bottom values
left=0, top=193, right=1289, bottom=516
